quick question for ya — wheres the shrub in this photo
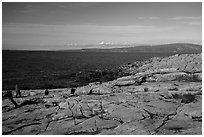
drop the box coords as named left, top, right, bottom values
left=172, top=93, right=197, bottom=104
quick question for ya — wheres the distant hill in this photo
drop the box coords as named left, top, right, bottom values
left=76, top=43, right=202, bottom=53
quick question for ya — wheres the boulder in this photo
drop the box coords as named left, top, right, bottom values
left=59, top=102, right=69, bottom=109
left=90, top=86, right=112, bottom=95
left=29, top=92, right=36, bottom=96
left=75, top=86, right=91, bottom=95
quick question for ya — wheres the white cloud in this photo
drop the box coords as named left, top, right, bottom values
left=149, top=17, right=160, bottom=19
left=137, top=17, right=146, bottom=19
left=180, top=21, right=202, bottom=26
left=168, top=16, right=201, bottom=20
left=168, top=16, right=202, bottom=26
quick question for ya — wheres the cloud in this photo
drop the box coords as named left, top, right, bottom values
left=168, top=16, right=201, bottom=20
left=168, top=16, right=202, bottom=26
left=3, top=23, right=201, bottom=50
left=3, top=23, right=176, bottom=36
left=149, top=17, right=160, bottom=19
left=137, top=17, right=160, bottom=20
left=137, top=17, right=146, bottom=19
left=180, top=21, right=202, bottom=26
left=2, top=23, right=177, bottom=49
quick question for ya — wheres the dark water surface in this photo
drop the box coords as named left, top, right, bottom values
left=3, top=50, right=174, bottom=90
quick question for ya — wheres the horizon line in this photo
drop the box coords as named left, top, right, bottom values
left=2, top=42, right=202, bottom=51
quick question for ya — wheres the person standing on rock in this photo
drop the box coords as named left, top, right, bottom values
left=4, top=90, right=19, bottom=108
left=70, top=83, right=78, bottom=95
left=45, top=89, right=49, bottom=95
left=71, top=88, right=76, bottom=95
left=15, top=84, right=21, bottom=98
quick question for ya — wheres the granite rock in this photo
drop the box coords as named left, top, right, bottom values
left=2, top=53, right=202, bottom=135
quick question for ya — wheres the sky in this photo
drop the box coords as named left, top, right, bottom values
left=2, top=2, right=202, bottom=50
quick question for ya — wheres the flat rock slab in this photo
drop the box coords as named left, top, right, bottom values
left=3, top=81, right=201, bottom=135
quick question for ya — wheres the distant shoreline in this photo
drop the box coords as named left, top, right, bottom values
left=2, top=42, right=201, bottom=51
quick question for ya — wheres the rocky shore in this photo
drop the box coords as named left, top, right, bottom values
left=2, top=53, right=202, bottom=135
